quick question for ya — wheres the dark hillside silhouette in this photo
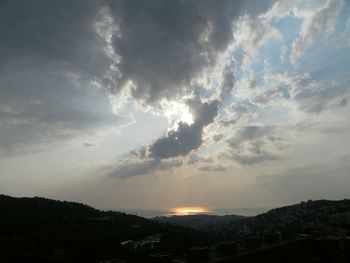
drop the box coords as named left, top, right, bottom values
left=0, top=194, right=215, bottom=263
left=1, top=195, right=350, bottom=262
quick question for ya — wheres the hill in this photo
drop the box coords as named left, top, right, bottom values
left=0, top=194, right=215, bottom=263
left=155, top=199, right=350, bottom=239
left=232, top=199, right=350, bottom=237
left=1, top=195, right=350, bottom=262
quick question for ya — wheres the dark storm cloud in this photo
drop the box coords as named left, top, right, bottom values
left=0, top=0, right=110, bottom=110
left=0, top=0, right=127, bottom=155
left=0, top=0, right=274, bottom=159
left=149, top=100, right=219, bottom=159
left=107, top=0, right=274, bottom=103
left=108, top=0, right=237, bottom=102
left=0, top=0, right=110, bottom=75
left=149, top=122, right=204, bottom=159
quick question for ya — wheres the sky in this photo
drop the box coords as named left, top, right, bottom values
left=1, top=0, right=350, bottom=213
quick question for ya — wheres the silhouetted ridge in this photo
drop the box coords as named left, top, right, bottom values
left=0, top=194, right=101, bottom=218
left=153, top=199, right=350, bottom=239
left=0, top=194, right=214, bottom=263
left=239, top=199, right=350, bottom=233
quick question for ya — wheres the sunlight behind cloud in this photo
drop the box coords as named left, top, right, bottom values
left=160, top=101, right=194, bottom=126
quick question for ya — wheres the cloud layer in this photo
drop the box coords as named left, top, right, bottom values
left=1, top=0, right=349, bottom=188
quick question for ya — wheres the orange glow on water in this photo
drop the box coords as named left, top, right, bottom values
left=171, top=206, right=210, bottom=216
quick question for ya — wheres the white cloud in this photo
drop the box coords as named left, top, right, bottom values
left=291, top=0, right=344, bottom=65
left=263, top=71, right=350, bottom=115
left=234, top=14, right=281, bottom=69
left=260, top=0, right=296, bottom=21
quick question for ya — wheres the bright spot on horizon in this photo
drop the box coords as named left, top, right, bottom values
left=171, top=206, right=210, bottom=216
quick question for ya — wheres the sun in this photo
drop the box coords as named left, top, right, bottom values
left=161, top=101, right=194, bottom=125
left=179, top=110, right=194, bottom=125
left=171, top=207, right=210, bottom=216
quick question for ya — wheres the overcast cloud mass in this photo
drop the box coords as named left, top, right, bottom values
left=0, top=0, right=349, bottom=211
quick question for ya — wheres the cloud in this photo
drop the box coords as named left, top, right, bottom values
left=106, top=159, right=160, bottom=178
left=187, top=153, right=213, bottom=165
left=106, top=0, right=275, bottom=104
left=106, top=157, right=183, bottom=178
left=226, top=125, right=286, bottom=165
left=220, top=103, right=252, bottom=128
left=234, top=14, right=281, bottom=68
left=252, top=86, right=290, bottom=106
left=0, top=0, right=131, bottom=156
left=158, top=159, right=183, bottom=170
left=219, top=61, right=236, bottom=99
left=213, top=134, right=224, bottom=142
left=0, top=71, right=130, bottom=156
left=0, top=0, right=277, bottom=157
left=198, top=164, right=227, bottom=172
left=83, top=143, right=96, bottom=148
left=0, top=0, right=110, bottom=75
left=260, top=0, right=295, bottom=21
left=105, top=99, right=219, bottom=177
left=291, top=0, right=344, bottom=65
left=0, top=0, right=277, bottom=158
left=263, top=72, right=350, bottom=114
left=337, top=97, right=348, bottom=108
left=107, top=0, right=241, bottom=103
left=149, top=100, right=219, bottom=159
